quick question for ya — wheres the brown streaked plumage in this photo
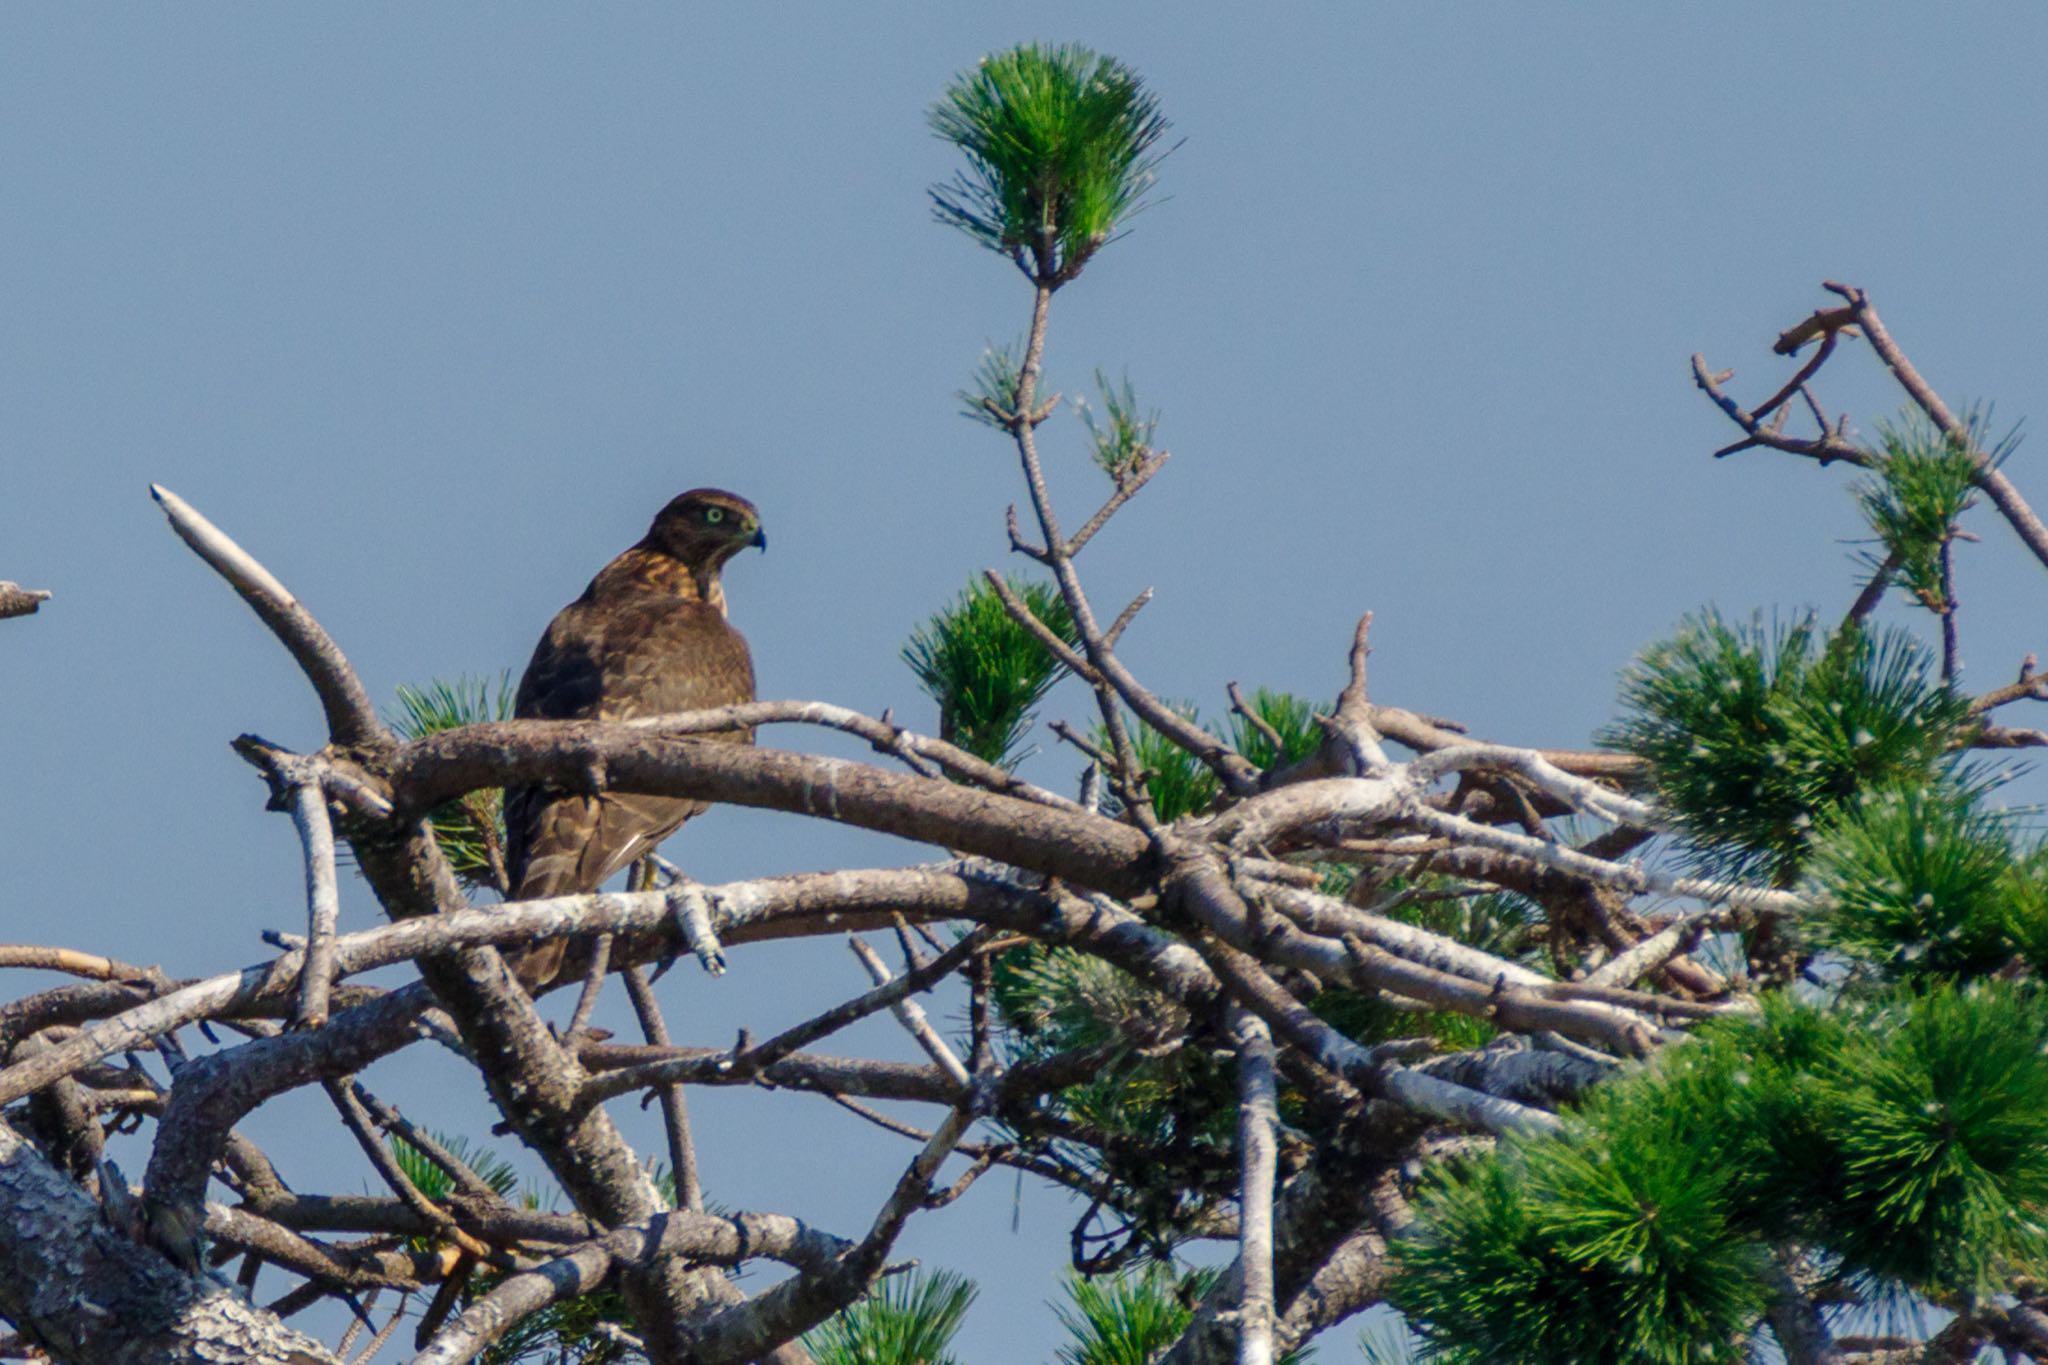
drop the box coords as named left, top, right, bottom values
left=504, top=489, right=765, bottom=988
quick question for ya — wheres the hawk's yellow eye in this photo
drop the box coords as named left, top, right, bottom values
left=705, top=508, right=725, bottom=524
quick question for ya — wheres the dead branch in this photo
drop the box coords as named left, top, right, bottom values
left=0, top=584, right=49, bottom=620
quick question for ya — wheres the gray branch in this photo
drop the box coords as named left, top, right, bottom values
left=0, top=1118, right=337, bottom=1364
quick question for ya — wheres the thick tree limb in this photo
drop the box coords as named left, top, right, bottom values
left=0, top=1118, right=337, bottom=1364
left=387, top=722, right=1155, bottom=896
left=412, top=1207, right=853, bottom=1365
left=144, top=984, right=432, bottom=1225
left=0, top=583, right=49, bottom=620
left=1228, top=1006, right=1279, bottom=1365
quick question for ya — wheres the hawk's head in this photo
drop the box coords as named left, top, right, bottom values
left=646, top=489, right=767, bottom=572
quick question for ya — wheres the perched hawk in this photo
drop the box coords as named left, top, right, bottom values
left=503, top=489, right=765, bottom=988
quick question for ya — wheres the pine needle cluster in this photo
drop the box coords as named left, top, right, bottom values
left=1804, top=782, right=2048, bottom=984
left=1225, top=687, right=1323, bottom=771
left=929, top=43, right=1170, bottom=283
left=959, top=340, right=1025, bottom=428
left=1393, top=984, right=2048, bottom=1358
left=1074, top=371, right=1158, bottom=482
left=904, top=577, right=1078, bottom=768
left=1115, top=701, right=1221, bottom=822
left=389, top=675, right=515, bottom=891
left=1852, top=407, right=2008, bottom=610
left=1603, top=613, right=1968, bottom=881
left=1096, top=689, right=1324, bottom=822
left=803, top=1270, right=977, bottom=1365
left=1053, top=1265, right=1315, bottom=1364
left=1392, top=1133, right=1767, bottom=1364
left=389, top=1130, right=520, bottom=1205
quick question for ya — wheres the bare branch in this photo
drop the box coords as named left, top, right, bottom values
left=149, top=485, right=385, bottom=747
left=1691, top=353, right=1868, bottom=468
left=680, top=1108, right=972, bottom=1363
left=848, top=935, right=971, bottom=1087
left=1844, top=549, right=1900, bottom=630
left=1102, top=587, right=1153, bottom=647
left=288, top=780, right=341, bottom=1030
left=625, top=697, right=1080, bottom=810
left=323, top=1079, right=496, bottom=1262
left=1970, top=655, right=2048, bottom=713
left=620, top=965, right=703, bottom=1213
left=1405, top=743, right=1660, bottom=829
left=1066, top=450, right=1168, bottom=556
left=728, top=926, right=992, bottom=1080
left=563, top=933, right=613, bottom=1039
left=1229, top=1006, right=1280, bottom=1365
left=413, top=1208, right=855, bottom=1365
left=1229, top=682, right=1288, bottom=761
left=0, top=583, right=49, bottom=620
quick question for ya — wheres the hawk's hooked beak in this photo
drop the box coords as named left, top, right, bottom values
left=749, top=526, right=767, bottom=552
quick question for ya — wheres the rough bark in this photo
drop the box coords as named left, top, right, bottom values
left=0, top=1118, right=336, bottom=1364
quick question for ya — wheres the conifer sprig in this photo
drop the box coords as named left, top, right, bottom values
left=1853, top=406, right=2014, bottom=611
left=388, top=1130, right=520, bottom=1204
left=904, top=576, right=1078, bottom=768
left=1812, top=983, right=2048, bottom=1294
left=389, top=674, right=515, bottom=890
left=1392, top=1131, right=1767, bottom=1364
left=1224, top=687, right=1322, bottom=771
left=1074, top=371, right=1158, bottom=482
left=1093, top=690, right=1322, bottom=822
left=1805, top=783, right=2032, bottom=984
left=929, top=44, right=1170, bottom=284
left=988, top=938, right=1238, bottom=1256
left=960, top=339, right=1026, bottom=427
left=802, top=1269, right=977, bottom=1365
left=1118, top=700, right=1221, bottom=822
left=1053, top=1265, right=1315, bottom=1364
left=1604, top=613, right=1968, bottom=880
left=1392, top=985, right=2048, bottom=1355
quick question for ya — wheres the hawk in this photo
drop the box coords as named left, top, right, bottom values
left=503, top=488, right=765, bottom=988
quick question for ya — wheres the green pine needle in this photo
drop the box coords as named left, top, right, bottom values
left=1054, top=1265, right=1204, bottom=1365
left=1814, top=982, right=2048, bottom=1295
left=988, top=940, right=1240, bottom=1254
left=1225, top=688, right=1325, bottom=771
left=1806, top=782, right=2025, bottom=984
left=1074, top=371, right=1159, bottom=482
left=388, top=674, right=515, bottom=890
left=992, top=942, right=1186, bottom=1054
left=1355, top=1318, right=1423, bottom=1365
left=929, top=43, right=1170, bottom=283
left=1852, top=406, right=2013, bottom=610
left=1092, top=690, right=1321, bottom=821
left=2002, top=844, right=2048, bottom=975
left=388, top=1130, right=521, bottom=1205
left=1392, top=1124, right=1768, bottom=1364
left=1394, top=985, right=2048, bottom=1357
left=960, top=339, right=1026, bottom=427
left=1054, top=1265, right=1313, bottom=1364
left=802, top=1269, right=977, bottom=1365
left=903, top=577, right=1079, bottom=768
left=1096, top=702, right=1221, bottom=822
left=1603, top=612, right=1969, bottom=881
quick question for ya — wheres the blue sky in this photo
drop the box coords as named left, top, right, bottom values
left=5, top=6, right=2048, bottom=1359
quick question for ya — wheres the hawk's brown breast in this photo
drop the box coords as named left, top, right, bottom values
left=502, top=544, right=757, bottom=985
